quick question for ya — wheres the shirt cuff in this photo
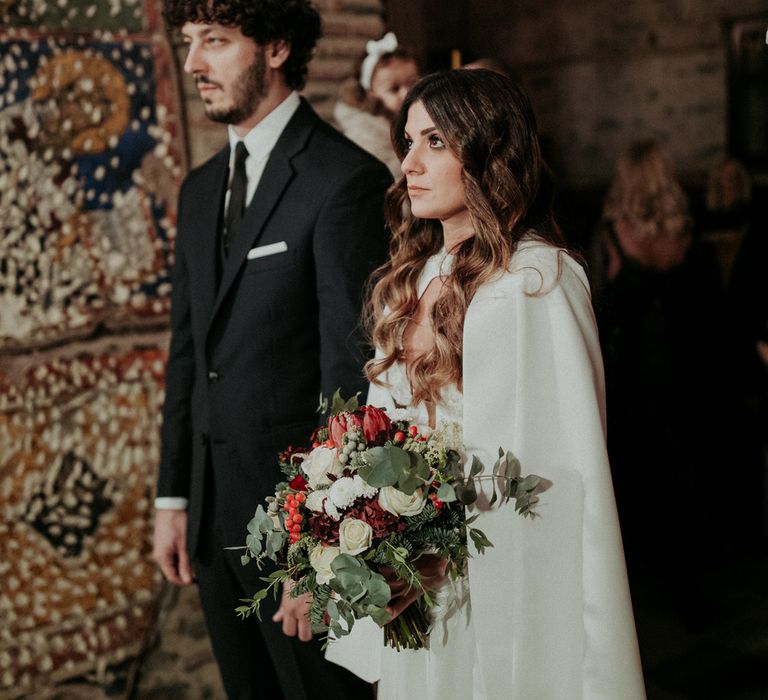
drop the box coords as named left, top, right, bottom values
left=155, top=497, right=188, bottom=510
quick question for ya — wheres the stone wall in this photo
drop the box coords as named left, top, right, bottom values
left=457, top=0, right=768, bottom=187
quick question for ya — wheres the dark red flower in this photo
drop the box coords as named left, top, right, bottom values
left=348, top=496, right=404, bottom=538
left=308, top=512, right=341, bottom=545
left=362, top=405, right=392, bottom=446
left=289, top=474, right=308, bottom=492
left=328, top=411, right=363, bottom=448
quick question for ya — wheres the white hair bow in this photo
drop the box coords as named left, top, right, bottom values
left=359, top=32, right=399, bottom=91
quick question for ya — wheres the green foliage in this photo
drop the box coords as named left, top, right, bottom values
left=357, top=445, right=430, bottom=494
left=319, top=389, right=361, bottom=416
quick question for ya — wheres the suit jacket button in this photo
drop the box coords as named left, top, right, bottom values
left=208, top=370, right=220, bottom=383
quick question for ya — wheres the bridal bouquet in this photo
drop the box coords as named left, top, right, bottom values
left=235, top=392, right=542, bottom=650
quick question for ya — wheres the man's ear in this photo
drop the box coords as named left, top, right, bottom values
left=267, top=40, right=291, bottom=69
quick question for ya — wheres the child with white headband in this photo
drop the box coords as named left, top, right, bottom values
left=334, top=32, right=420, bottom=176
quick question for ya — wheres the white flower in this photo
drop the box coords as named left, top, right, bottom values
left=338, top=518, right=373, bottom=555
left=352, top=474, right=378, bottom=499
left=309, top=544, right=340, bottom=585
left=304, top=489, right=327, bottom=513
left=328, top=477, right=357, bottom=510
left=324, top=498, right=341, bottom=521
left=301, top=446, right=344, bottom=489
left=378, top=486, right=427, bottom=517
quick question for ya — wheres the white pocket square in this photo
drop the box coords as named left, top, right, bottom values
left=247, top=241, right=288, bottom=260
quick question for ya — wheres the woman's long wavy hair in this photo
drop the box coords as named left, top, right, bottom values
left=366, top=69, right=565, bottom=404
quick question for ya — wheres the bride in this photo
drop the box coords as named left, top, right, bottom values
left=325, top=69, right=646, bottom=699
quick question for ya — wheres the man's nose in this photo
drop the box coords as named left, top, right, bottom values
left=183, top=43, right=205, bottom=75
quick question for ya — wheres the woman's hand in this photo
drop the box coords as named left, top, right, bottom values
left=381, top=554, right=448, bottom=620
left=273, top=579, right=313, bottom=641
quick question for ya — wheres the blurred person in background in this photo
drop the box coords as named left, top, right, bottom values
left=333, top=32, right=420, bottom=177
left=593, top=140, right=727, bottom=622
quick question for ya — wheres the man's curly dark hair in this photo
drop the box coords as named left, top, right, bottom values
left=163, top=0, right=322, bottom=91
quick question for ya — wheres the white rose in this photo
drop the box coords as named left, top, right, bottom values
left=309, top=544, right=340, bottom=585
left=304, top=490, right=327, bottom=513
left=338, top=517, right=373, bottom=555
left=328, top=477, right=357, bottom=510
left=378, top=486, right=427, bottom=517
left=302, top=446, right=344, bottom=489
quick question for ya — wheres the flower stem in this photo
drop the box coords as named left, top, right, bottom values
left=382, top=598, right=431, bottom=651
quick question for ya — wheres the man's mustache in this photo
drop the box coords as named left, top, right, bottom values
left=195, top=76, right=222, bottom=89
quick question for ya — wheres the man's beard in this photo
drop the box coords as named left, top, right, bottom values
left=201, top=47, right=267, bottom=125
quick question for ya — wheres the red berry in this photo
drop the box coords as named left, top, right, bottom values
left=291, top=524, right=301, bottom=533
left=325, top=439, right=335, bottom=448
left=408, top=425, right=418, bottom=437
left=295, top=493, right=306, bottom=503
left=293, top=514, right=303, bottom=523
left=394, top=431, right=405, bottom=443
left=312, top=441, right=320, bottom=448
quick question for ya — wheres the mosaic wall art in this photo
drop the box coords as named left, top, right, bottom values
left=0, top=346, right=166, bottom=698
left=0, top=6, right=185, bottom=351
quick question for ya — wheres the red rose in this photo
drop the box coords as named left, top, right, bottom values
left=362, top=405, right=392, bottom=446
left=289, top=474, right=308, bottom=492
left=328, top=411, right=363, bottom=448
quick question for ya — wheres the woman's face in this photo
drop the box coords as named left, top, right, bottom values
left=369, top=58, right=419, bottom=114
left=401, top=101, right=468, bottom=229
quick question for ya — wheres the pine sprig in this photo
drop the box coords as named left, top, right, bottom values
left=309, top=583, right=333, bottom=627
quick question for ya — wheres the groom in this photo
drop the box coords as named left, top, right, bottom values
left=152, top=1, right=391, bottom=697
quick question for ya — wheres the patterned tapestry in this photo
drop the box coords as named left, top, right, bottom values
left=0, top=0, right=185, bottom=350
left=0, top=1, right=186, bottom=697
left=0, top=345, right=166, bottom=698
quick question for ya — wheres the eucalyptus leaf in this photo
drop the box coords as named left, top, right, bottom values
left=240, top=554, right=250, bottom=567
left=252, top=505, right=274, bottom=533
left=469, top=455, right=484, bottom=478
left=459, top=478, right=477, bottom=506
left=266, top=531, right=285, bottom=559
left=436, top=482, right=457, bottom=503
left=366, top=571, right=393, bottom=608
left=245, top=533, right=262, bottom=556
left=368, top=605, right=393, bottom=626
left=518, top=475, right=541, bottom=492
left=327, top=598, right=339, bottom=622
left=358, top=446, right=409, bottom=487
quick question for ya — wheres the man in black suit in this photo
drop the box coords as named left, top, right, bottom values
left=152, top=2, right=391, bottom=697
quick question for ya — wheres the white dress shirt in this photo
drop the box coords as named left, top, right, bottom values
left=156, top=92, right=301, bottom=512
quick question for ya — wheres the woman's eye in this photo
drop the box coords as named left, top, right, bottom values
left=403, top=138, right=413, bottom=150
left=428, top=134, right=445, bottom=148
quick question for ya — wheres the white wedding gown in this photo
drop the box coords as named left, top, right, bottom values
left=327, top=241, right=647, bottom=699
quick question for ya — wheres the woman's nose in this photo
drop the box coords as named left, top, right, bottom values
left=401, top=147, right=421, bottom=175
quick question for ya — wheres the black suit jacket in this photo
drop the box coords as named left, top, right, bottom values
left=158, top=99, right=392, bottom=554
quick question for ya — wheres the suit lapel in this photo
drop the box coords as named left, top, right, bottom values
left=189, top=148, right=228, bottom=328
left=207, top=99, right=318, bottom=330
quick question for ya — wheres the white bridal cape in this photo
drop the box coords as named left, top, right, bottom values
left=327, top=240, right=646, bottom=699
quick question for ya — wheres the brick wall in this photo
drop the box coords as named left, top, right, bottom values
left=176, top=0, right=385, bottom=168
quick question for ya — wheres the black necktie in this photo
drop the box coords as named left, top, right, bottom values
left=223, top=141, right=249, bottom=258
